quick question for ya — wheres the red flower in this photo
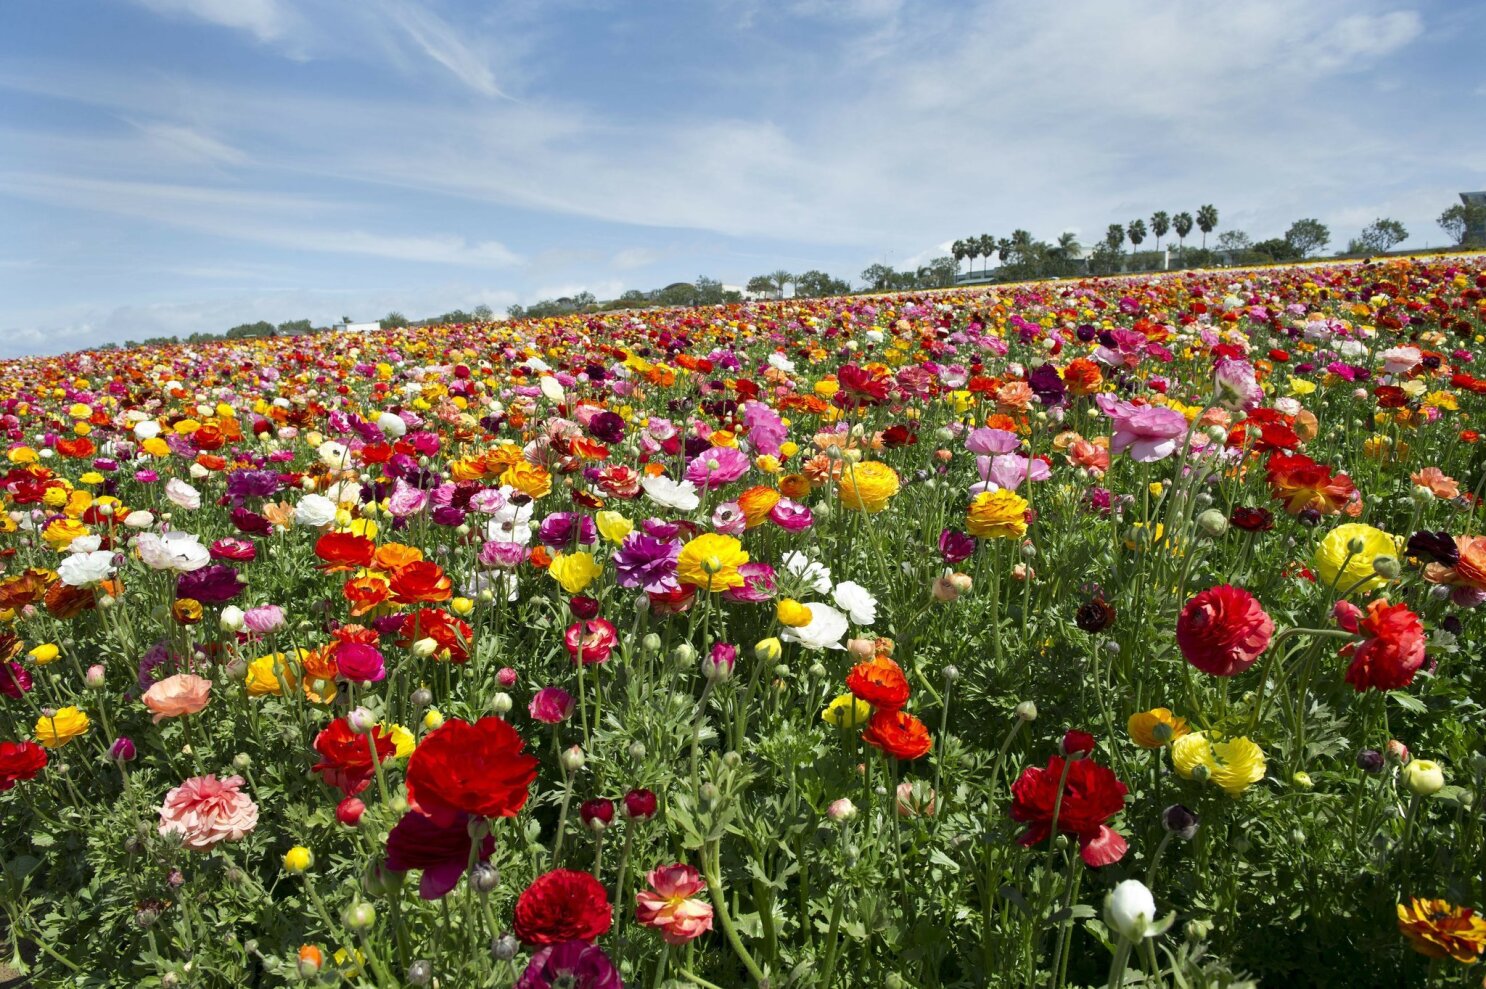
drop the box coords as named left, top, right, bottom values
left=1176, top=585, right=1274, bottom=677
left=861, top=709, right=932, bottom=760
left=315, top=532, right=375, bottom=572
left=1343, top=599, right=1427, bottom=692
left=389, top=561, right=454, bottom=604
left=406, top=717, right=538, bottom=826
left=513, top=869, right=613, bottom=945
left=0, top=740, right=47, bottom=791
left=398, top=609, right=474, bottom=663
left=1059, top=730, right=1095, bottom=757
left=312, top=718, right=396, bottom=796
left=1009, top=755, right=1128, bottom=867
left=1265, top=452, right=1355, bottom=515
left=846, top=655, right=911, bottom=711
left=564, top=619, right=617, bottom=665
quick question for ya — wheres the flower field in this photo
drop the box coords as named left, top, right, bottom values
left=4, top=256, right=1486, bottom=987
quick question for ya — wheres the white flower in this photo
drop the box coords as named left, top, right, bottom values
left=123, top=510, right=156, bottom=529
left=539, top=376, right=566, bottom=404
left=1103, top=880, right=1158, bottom=941
left=58, top=550, right=116, bottom=587
left=322, top=480, right=364, bottom=506
left=832, top=581, right=878, bottom=626
left=464, top=571, right=520, bottom=602
left=293, top=493, right=339, bottom=529
left=164, top=478, right=201, bottom=510
left=767, top=352, right=796, bottom=374
left=220, top=605, right=246, bottom=633
left=1380, top=346, right=1421, bottom=375
left=780, top=602, right=848, bottom=651
left=781, top=551, right=832, bottom=595
left=133, top=420, right=161, bottom=441
left=135, top=531, right=211, bottom=572
left=376, top=411, right=408, bottom=438
left=317, top=441, right=352, bottom=471
left=67, top=535, right=103, bottom=554
left=641, top=475, right=700, bottom=512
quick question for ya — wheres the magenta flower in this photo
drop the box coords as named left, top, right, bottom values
left=684, top=446, right=749, bottom=489
left=529, top=686, right=576, bottom=724
left=384, top=810, right=495, bottom=899
left=516, top=941, right=621, bottom=989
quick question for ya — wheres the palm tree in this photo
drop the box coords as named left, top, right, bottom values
left=951, top=239, right=967, bottom=279
left=770, top=270, right=793, bottom=299
left=1127, top=219, right=1147, bottom=255
left=1196, top=205, right=1219, bottom=249
left=1054, top=231, right=1080, bottom=258
left=1150, top=211, right=1170, bottom=253
left=996, top=237, right=1013, bottom=264
left=1010, top=229, right=1033, bottom=258
left=978, top=234, right=996, bottom=275
left=1173, top=211, right=1194, bottom=261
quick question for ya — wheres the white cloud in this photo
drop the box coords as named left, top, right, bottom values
left=131, top=0, right=289, bottom=42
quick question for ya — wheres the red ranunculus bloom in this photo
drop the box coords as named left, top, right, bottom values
left=399, top=609, right=474, bottom=663
left=0, top=739, right=47, bottom=790
left=861, top=709, right=933, bottom=760
left=389, top=561, right=454, bottom=604
left=513, top=869, right=613, bottom=945
left=315, top=532, right=375, bottom=572
left=1010, top=755, right=1128, bottom=867
left=846, top=655, right=911, bottom=711
left=312, top=717, right=396, bottom=796
left=1264, top=452, right=1355, bottom=515
left=1176, top=584, right=1274, bottom=677
left=1343, top=599, right=1427, bottom=692
left=564, top=619, right=617, bottom=665
left=405, top=717, right=539, bottom=826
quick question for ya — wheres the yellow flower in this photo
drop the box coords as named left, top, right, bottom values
left=28, top=643, right=60, bottom=666
left=1287, top=376, right=1316, bottom=396
left=422, top=709, right=444, bottom=731
left=776, top=598, right=814, bottom=627
left=1313, top=523, right=1400, bottom=595
left=384, top=723, right=416, bottom=759
left=141, top=437, right=172, bottom=457
left=676, top=534, right=749, bottom=591
left=1171, top=732, right=1266, bottom=797
left=282, top=846, right=314, bottom=874
left=595, top=510, right=633, bottom=544
left=838, top=461, right=901, bottom=514
left=549, top=552, right=602, bottom=594
left=35, top=706, right=90, bottom=748
left=967, top=489, right=1029, bottom=539
left=246, top=652, right=301, bottom=697
left=822, top=692, right=872, bottom=729
left=1397, top=898, right=1486, bottom=964
left=42, top=518, right=90, bottom=551
left=502, top=461, right=553, bottom=499
left=780, top=441, right=800, bottom=458
left=1127, top=708, right=1189, bottom=748
left=450, top=596, right=474, bottom=617
left=6, top=446, right=38, bottom=464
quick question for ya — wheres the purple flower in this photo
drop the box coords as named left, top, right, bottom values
left=965, top=427, right=1019, bottom=455
left=0, top=661, right=32, bottom=699
left=538, top=513, right=598, bottom=550
left=175, top=565, right=243, bottom=605
left=108, top=737, right=137, bottom=762
left=529, top=686, right=575, bottom=724
left=230, top=507, right=273, bottom=536
left=517, top=941, right=621, bottom=989
left=224, top=469, right=283, bottom=503
left=587, top=411, right=625, bottom=444
left=384, top=811, right=495, bottom=899
left=1027, top=363, right=1066, bottom=406
left=613, top=535, right=681, bottom=593
left=431, top=505, right=467, bottom=527
left=938, top=529, right=976, bottom=565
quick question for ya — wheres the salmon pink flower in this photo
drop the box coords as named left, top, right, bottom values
left=142, top=673, right=212, bottom=724
left=158, top=774, right=259, bottom=851
left=635, top=864, right=714, bottom=944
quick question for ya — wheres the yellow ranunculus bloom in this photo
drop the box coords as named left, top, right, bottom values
left=838, top=461, right=900, bottom=514
left=42, top=518, right=90, bottom=551
left=676, top=534, right=749, bottom=591
left=35, top=706, right=90, bottom=748
left=385, top=723, right=416, bottom=759
left=28, top=643, right=60, bottom=665
left=776, top=598, right=813, bottom=628
left=549, top=552, right=602, bottom=594
left=502, top=461, right=553, bottom=499
left=1312, top=523, right=1400, bottom=595
left=1172, top=732, right=1266, bottom=797
left=967, top=489, right=1029, bottom=539
left=282, top=846, right=314, bottom=874
left=246, top=652, right=303, bottom=697
left=821, top=692, right=872, bottom=729
left=594, top=510, right=633, bottom=544
left=1127, top=708, right=1189, bottom=748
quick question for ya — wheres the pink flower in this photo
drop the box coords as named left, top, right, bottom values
left=243, top=604, right=285, bottom=634
left=1096, top=395, right=1188, bottom=462
left=564, top=619, right=617, bottom=665
left=964, top=427, right=1020, bottom=455
left=529, top=686, right=575, bottom=724
left=1176, top=585, right=1274, bottom=677
left=158, top=774, right=259, bottom=850
left=388, top=478, right=430, bottom=518
left=334, top=642, right=387, bottom=683
left=635, top=864, right=714, bottom=944
left=684, top=446, right=749, bottom=489
left=142, top=673, right=212, bottom=724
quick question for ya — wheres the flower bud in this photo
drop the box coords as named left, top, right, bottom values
left=1014, top=700, right=1038, bottom=722
left=84, top=664, right=106, bottom=689
left=827, top=797, right=857, bottom=822
left=342, top=902, right=376, bottom=931
left=497, top=667, right=519, bottom=687
left=411, top=687, right=433, bottom=709
left=406, top=960, right=433, bottom=986
left=942, top=664, right=960, bottom=683
left=1161, top=803, right=1199, bottom=840
left=336, top=797, right=366, bottom=828
left=560, top=745, right=586, bottom=772
left=282, top=845, right=314, bottom=874
left=411, top=637, right=439, bottom=658
left=469, top=863, right=500, bottom=895
left=109, top=737, right=137, bottom=762
left=490, top=692, right=513, bottom=715
left=1355, top=749, right=1384, bottom=773
left=491, top=934, right=519, bottom=961
left=232, top=752, right=252, bottom=771
left=670, top=643, right=697, bottom=665
left=622, top=788, right=658, bottom=820
left=347, top=706, right=377, bottom=733
left=580, top=798, right=615, bottom=832
left=1402, top=758, right=1445, bottom=796
left=1291, top=771, right=1313, bottom=790
left=1346, top=536, right=1366, bottom=555
left=1104, top=879, right=1158, bottom=941
left=1386, top=739, right=1410, bottom=764
left=641, top=633, right=663, bottom=654
left=754, top=637, right=782, bottom=662
left=1371, top=555, right=1400, bottom=579
left=1196, top=508, right=1228, bottom=537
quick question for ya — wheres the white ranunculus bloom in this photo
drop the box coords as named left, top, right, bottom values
left=133, top=420, right=162, bottom=441
left=67, top=535, right=103, bottom=555
left=832, top=581, right=878, bottom=626
left=123, top=510, right=155, bottom=529
left=164, top=478, right=201, bottom=510
left=293, top=493, right=339, bottom=529
left=58, top=550, right=116, bottom=587
left=539, top=376, right=566, bottom=404
left=317, top=441, right=352, bottom=471
left=377, top=411, right=408, bottom=438
left=135, top=531, right=211, bottom=572
left=220, top=605, right=247, bottom=633
left=781, top=551, right=832, bottom=595
left=780, top=602, right=849, bottom=651
left=1103, top=880, right=1158, bottom=941
left=767, top=352, right=795, bottom=373
left=641, top=475, right=700, bottom=512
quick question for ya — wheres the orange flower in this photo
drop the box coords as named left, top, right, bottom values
left=1397, top=898, right=1486, bottom=964
left=846, top=655, right=911, bottom=711
left=778, top=474, right=812, bottom=501
left=315, top=532, right=375, bottom=573
left=862, top=709, right=933, bottom=761
left=1126, top=708, right=1189, bottom=748
left=1265, top=453, right=1356, bottom=515
left=737, top=486, right=781, bottom=528
left=1063, top=358, right=1103, bottom=396
left=389, top=561, right=453, bottom=604
left=343, top=575, right=392, bottom=617
left=372, top=542, right=424, bottom=573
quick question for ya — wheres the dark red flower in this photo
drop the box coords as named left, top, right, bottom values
left=1009, top=755, right=1128, bottom=867
left=1228, top=506, right=1274, bottom=532
left=1059, top=730, right=1095, bottom=757
left=513, top=869, right=613, bottom=945
left=622, top=788, right=657, bottom=821
left=384, top=810, right=496, bottom=899
left=405, top=717, right=538, bottom=826
left=0, top=739, right=47, bottom=790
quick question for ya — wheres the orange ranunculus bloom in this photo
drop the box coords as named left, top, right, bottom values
left=1265, top=452, right=1356, bottom=515
left=315, top=532, right=375, bottom=572
left=778, top=474, right=812, bottom=501
left=1063, top=358, right=1103, bottom=396
left=55, top=437, right=95, bottom=459
left=343, top=575, right=391, bottom=617
left=737, top=486, right=781, bottom=528
left=846, top=655, right=911, bottom=711
left=862, top=709, right=933, bottom=761
left=372, top=542, right=424, bottom=573
left=390, top=561, right=453, bottom=604
left=1410, top=466, right=1459, bottom=499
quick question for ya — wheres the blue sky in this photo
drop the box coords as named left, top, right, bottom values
left=2, top=0, right=1484, bottom=356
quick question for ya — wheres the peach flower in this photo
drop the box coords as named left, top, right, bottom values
left=635, top=864, right=714, bottom=944
left=143, top=673, right=212, bottom=724
left=1411, top=467, right=1460, bottom=500
left=158, top=774, right=259, bottom=850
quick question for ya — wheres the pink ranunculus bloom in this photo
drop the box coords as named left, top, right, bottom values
left=158, top=774, right=259, bottom=851
left=242, top=604, right=285, bottom=635
left=964, top=427, right=1020, bottom=455
left=767, top=499, right=813, bottom=533
left=683, top=446, right=750, bottom=489
left=142, top=673, right=212, bottom=724
left=529, top=686, right=576, bottom=724
left=564, top=619, right=617, bottom=665
left=970, top=453, right=1051, bottom=494
left=334, top=642, right=387, bottom=683
left=635, top=864, right=714, bottom=945
left=1096, top=394, right=1189, bottom=463
left=388, top=478, right=430, bottom=518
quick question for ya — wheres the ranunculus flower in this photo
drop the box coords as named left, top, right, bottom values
left=1312, top=523, right=1400, bottom=595
left=333, top=642, right=386, bottom=683
left=529, top=686, right=576, bottom=724
left=837, top=461, right=900, bottom=513
left=0, top=740, right=47, bottom=790
left=513, top=869, right=613, bottom=945
left=1010, top=755, right=1128, bottom=866
left=1176, top=585, right=1273, bottom=676
left=312, top=717, right=396, bottom=796
left=635, top=864, right=714, bottom=944
left=564, top=619, right=617, bottom=665
left=157, top=774, right=259, bottom=850
left=846, top=655, right=910, bottom=711
left=1342, top=599, right=1426, bottom=691
left=1171, top=732, right=1266, bottom=797
left=516, top=940, right=622, bottom=989
left=142, top=673, right=212, bottom=723
left=384, top=810, right=496, bottom=899
left=1096, top=395, right=1188, bottom=462
left=967, top=489, right=1029, bottom=539
left=861, top=709, right=933, bottom=760
left=406, top=717, right=539, bottom=825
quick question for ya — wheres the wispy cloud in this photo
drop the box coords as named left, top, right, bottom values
left=131, top=0, right=291, bottom=42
